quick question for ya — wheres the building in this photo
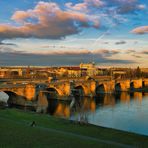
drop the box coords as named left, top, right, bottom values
left=58, top=67, right=81, bottom=78
left=80, top=62, right=97, bottom=77
left=0, top=68, right=23, bottom=78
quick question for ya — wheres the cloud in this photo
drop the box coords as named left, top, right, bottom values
left=65, top=0, right=104, bottom=11
left=140, top=50, right=148, bottom=55
left=108, top=0, right=146, bottom=14
left=132, top=54, right=142, bottom=58
left=65, top=2, right=88, bottom=12
left=65, top=0, right=146, bottom=31
left=0, top=0, right=146, bottom=41
left=0, top=2, right=100, bottom=40
left=91, top=49, right=120, bottom=57
left=0, top=46, right=22, bottom=53
left=0, top=40, right=17, bottom=46
left=66, top=0, right=145, bottom=15
left=126, top=49, right=136, bottom=53
left=131, top=26, right=148, bottom=34
left=30, top=48, right=120, bottom=57
left=84, top=0, right=105, bottom=7
left=8, top=48, right=119, bottom=57
left=115, top=41, right=126, bottom=45
left=0, top=46, right=16, bottom=53
left=0, top=49, right=134, bottom=66
left=102, top=41, right=109, bottom=44
left=125, top=50, right=148, bottom=56
left=31, top=49, right=91, bottom=56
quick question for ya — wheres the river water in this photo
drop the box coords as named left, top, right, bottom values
left=52, top=92, right=148, bottom=136
left=88, top=92, right=148, bottom=136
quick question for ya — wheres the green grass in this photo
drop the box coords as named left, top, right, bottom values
left=0, top=109, right=148, bottom=148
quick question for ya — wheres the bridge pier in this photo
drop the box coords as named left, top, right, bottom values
left=115, top=80, right=130, bottom=92
left=131, top=79, right=143, bottom=90
left=36, top=91, right=48, bottom=113
left=25, top=84, right=36, bottom=100
left=143, top=79, right=148, bottom=87
left=96, top=81, right=115, bottom=94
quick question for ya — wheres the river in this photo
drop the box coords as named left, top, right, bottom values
left=51, top=92, right=148, bottom=136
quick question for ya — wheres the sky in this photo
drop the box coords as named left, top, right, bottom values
left=0, top=0, right=148, bottom=67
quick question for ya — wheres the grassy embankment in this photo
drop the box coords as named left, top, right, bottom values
left=0, top=108, right=148, bottom=148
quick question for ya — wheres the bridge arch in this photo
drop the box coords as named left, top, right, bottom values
left=73, top=85, right=85, bottom=97
left=130, top=82, right=134, bottom=91
left=142, top=81, right=145, bottom=88
left=115, top=83, right=122, bottom=92
left=3, top=91, right=26, bottom=107
left=36, top=90, right=58, bottom=114
left=46, top=87, right=61, bottom=99
left=95, top=84, right=105, bottom=95
left=45, top=88, right=59, bottom=114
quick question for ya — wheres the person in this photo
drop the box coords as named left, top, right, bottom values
left=30, top=121, right=36, bottom=127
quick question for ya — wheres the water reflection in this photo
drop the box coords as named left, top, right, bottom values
left=54, top=102, right=70, bottom=117
left=49, top=92, right=148, bottom=135
left=91, top=92, right=148, bottom=136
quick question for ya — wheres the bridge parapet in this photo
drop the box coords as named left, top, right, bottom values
left=0, top=78, right=147, bottom=103
left=0, top=83, right=36, bottom=101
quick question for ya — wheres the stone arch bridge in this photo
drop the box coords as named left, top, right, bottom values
left=0, top=78, right=147, bottom=103
left=46, top=78, right=148, bottom=98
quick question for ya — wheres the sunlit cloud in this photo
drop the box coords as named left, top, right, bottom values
left=0, top=2, right=100, bottom=40
left=0, top=48, right=134, bottom=66
left=131, top=26, right=148, bottom=34
left=0, top=0, right=147, bottom=67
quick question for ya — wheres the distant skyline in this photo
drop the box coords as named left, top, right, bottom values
left=0, top=0, right=148, bottom=67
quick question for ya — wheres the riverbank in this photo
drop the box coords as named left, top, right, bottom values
left=0, top=109, right=148, bottom=148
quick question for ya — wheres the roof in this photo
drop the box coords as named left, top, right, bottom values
left=60, top=66, right=81, bottom=70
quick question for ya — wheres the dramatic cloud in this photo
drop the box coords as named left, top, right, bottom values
left=131, top=26, right=148, bottom=34
left=0, top=1, right=146, bottom=40
left=0, top=2, right=100, bottom=40
left=65, top=0, right=146, bottom=31
left=15, top=49, right=120, bottom=57
left=67, top=0, right=146, bottom=14
left=0, top=48, right=134, bottom=66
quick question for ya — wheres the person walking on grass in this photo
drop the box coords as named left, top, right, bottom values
left=30, top=121, right=36, bottom=127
